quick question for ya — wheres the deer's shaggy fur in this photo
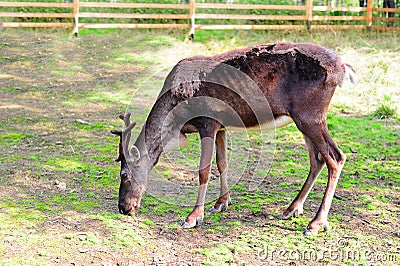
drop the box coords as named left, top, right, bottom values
left=171, top=43, right=346, bottom=99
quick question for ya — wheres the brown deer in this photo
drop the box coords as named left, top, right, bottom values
left=111, top=43, right=356, bottom=235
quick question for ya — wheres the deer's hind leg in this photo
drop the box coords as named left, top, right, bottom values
left=293, top=119, right=346, bottom=236
left=276, top=134, right=325, bottom=220
left=209, top=130, right=231, bottom=213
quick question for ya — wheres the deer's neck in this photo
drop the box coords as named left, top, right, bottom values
left=135, top=92, right=176, bottom=169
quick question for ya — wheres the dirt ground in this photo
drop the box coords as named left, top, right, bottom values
left=0, top=29, right=399, bottom=265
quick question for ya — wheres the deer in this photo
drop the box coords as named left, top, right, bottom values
left=111, top=42, right=356, bottom=236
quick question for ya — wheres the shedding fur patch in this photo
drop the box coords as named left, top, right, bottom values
left=170, top=43, right=348, bottom=99
left=171, top=56, right=219, bottom=99
left=271, top=43, right=346, bottom=86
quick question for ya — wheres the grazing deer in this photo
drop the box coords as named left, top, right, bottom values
left=112, top=43, right=356, bottom=235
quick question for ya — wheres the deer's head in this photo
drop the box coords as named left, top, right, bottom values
left=111, top=113, right=148, bottom=215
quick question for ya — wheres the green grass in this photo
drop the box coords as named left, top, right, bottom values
left=372, top=95, right=398, bottom=119
left=0, top=132, right=33, bottom=145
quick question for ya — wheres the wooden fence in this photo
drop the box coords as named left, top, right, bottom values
left=0, top=0, right=399, bottom=37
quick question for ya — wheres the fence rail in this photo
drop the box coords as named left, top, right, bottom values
left=0, top=0, right=399, bottom=36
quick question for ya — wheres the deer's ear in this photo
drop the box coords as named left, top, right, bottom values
left=129, top=145, right=141, bottom=162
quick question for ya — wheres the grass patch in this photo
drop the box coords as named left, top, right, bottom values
left=372, top=95, right=398, bottom=119
left=0, top=132, right=33, bottom=145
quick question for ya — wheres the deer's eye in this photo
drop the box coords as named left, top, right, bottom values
left=121, top=173, right=128, bottom=179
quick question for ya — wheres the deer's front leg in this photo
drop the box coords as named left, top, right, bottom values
left=209, top=130, right=231, bottom=213
left=182, top=132, right=216, bottom=229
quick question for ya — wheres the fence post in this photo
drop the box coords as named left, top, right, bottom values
left=306, top=0, right=313, bottom=31
left=73, top=0, right=80, bottom=37
left=366, top=0, right=372, bottom=31
left=189, top=0, right=195, bottom=41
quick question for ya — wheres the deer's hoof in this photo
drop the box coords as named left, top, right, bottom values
left=303, top=227, right=317, bottom=236
left=294, top=207, right=304, bottom=218
left=181, top=221, right=195, bottom=229
left=221, top=204, right=227, bottom=212
left=208, top=207, right=219, bottom=213
left=303, top=221, right=329, bottom=236
left=275, top=206, right=303, bottom=220
left=181, top=217, right=203, bottom=229
left=275, top=213, right=290, bottom=220
left=208, top=203, right=227, bottom=213
left=323, top=221, right=329, bottom=231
